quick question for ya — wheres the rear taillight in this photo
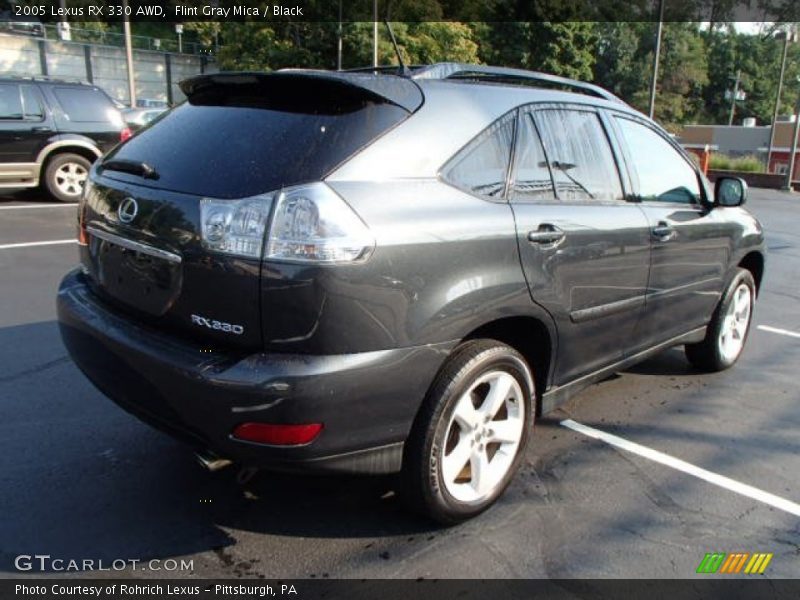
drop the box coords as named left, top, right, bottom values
left=232, top=422, right=323, bottom=446
left=77, top=179, right=93, bottom=246
left=266, top=183, right=374, bottom=263
left=199, top=182, right=374, bottom=264
left=200, top=195, right=273, bottom=259
left=120, top=127, right=132, bottom=142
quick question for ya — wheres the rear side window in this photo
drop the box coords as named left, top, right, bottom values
left=443, top=114, right=514, bottom=200
left=510, top=113, right=555, bottom=202
left=615, top=116, right=701, bottom=204
left=53, top=87, right=116, bottom=122
left=534, top=108, right=623, bottom=202
left=104, top=85, right=410, bottom=198
left=0, top=83, right=23, bottom=119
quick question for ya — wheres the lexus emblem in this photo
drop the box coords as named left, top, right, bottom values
left=118, top=197, right=138, bottom=224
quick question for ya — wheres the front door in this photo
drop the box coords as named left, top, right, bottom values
left=510, top=105, right=652, bottom=385
left=608, top=113, right=731, bottom=345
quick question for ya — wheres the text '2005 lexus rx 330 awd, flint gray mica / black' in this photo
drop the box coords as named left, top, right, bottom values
left=57, top=64, right=765, bottom=523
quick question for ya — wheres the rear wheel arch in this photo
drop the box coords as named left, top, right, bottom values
left=40, top=145, right=100, bottom=172
left=461, top=316, right=554, bottom=412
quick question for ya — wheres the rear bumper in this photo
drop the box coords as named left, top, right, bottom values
left=57, top=269, right=455, bottom=474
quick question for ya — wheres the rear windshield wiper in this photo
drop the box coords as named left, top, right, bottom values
left=101, top=158, right=159, bottom=180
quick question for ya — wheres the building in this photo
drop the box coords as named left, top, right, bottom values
left=678, top=117, right=800, bottom=177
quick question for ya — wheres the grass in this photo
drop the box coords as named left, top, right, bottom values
left=708, top=154, right=765, bottom=173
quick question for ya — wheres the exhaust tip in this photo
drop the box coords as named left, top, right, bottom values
left=195, top=451, right=233, bottom=472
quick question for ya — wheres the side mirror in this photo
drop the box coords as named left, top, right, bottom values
left=715, top=176, right=747, bottom=207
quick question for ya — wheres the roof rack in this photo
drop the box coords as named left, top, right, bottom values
left=343, top=65, right=424, bottom=74
left=411, top=63, right=624, bottom=104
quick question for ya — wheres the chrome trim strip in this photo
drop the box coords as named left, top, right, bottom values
left=86, top=226, right=182, bottom=264
left=570, top=294, right=646, bottom=323
left=35, top=140, right=102, bottom=165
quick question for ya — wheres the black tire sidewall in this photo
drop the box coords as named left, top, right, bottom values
left=695, top=269, right=756, bottom=371
left=44, top=153, right=92, bottom=203
left=411, top=342, right=535, bottom=524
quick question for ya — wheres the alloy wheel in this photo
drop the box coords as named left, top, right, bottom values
left=54, top=162, right=88, bottom=198
left=441, top=370, right=525, bottom=504
left=718, top=282, right=752, bottom=363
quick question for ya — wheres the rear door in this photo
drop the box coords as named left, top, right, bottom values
left=510, top=104, right=651, bottom=384
left=608, top=113, right=731, bottom=344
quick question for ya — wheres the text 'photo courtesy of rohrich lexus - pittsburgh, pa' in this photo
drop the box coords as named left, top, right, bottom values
left=56, top=63, right=764, bottom=524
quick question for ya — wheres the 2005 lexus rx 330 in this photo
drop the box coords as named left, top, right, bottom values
left=58, top=64, right=765, bottom=523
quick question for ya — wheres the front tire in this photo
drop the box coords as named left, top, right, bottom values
left=685, top=268, right=755, bottom=372
left=401, top=340, right=535, bottom=524
left=43, top=153, right=91, bottom=203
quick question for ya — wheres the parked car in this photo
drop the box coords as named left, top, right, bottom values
left=57, top=65, right=765, bottom=523
left=0, top=12, right=45, bottom=37
left=122, top=107, right=167, bottom=131
left=0, top=76, right=130, bottom=202
left=135, top=98, right=169, bottom=109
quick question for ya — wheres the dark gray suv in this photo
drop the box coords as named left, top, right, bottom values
left=0, top=76, right=128, bottom=202
left=57, top=64, right=765, bottom=523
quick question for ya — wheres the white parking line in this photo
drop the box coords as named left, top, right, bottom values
left=757, top=325, right=800, bottom=339
left=0, top=239, right=76, bottom=250
left=561, top=419, right=800, bottom=518
left=0, top=203, right=77, bottom=210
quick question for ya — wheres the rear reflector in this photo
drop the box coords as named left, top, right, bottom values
left=78, top=192, right=89, bottom=246
left=120, top=127, right=132, bottom=142
left=232, top=422, right=323, bottom=446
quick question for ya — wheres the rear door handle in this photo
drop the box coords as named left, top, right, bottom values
left=31, top=126, right=52, bottom=133
left=527, top=225, right=565, bottom=244
left=652, top=222, right=674, bottom=240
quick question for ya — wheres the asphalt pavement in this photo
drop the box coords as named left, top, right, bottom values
left=0, top=187, right=798, bottom=579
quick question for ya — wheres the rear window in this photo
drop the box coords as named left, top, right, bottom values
left=103, top=84, right=410, bottom=198
left=53, top=87, right=116, bottom=123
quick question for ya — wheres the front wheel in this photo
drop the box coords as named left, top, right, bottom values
left=685, top=268, right=755, bottom=372
left=43, top=153, right=91, bottom=203
left=401, top=340, right=535, bottom=524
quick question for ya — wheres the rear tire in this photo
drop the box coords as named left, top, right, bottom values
left=685, top=268, right=755, bottom=372
left=401, top=340, right=535, bottom=524
left=43, top=153, right=91, bottom=203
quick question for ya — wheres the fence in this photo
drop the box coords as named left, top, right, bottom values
left=40, top=23, right=213, bottom=56
left=0, top=32, right=217, bottom=105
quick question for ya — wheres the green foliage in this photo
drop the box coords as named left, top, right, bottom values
left=593, top=22, right=651, bottom=100
left=701, top=26, right=800, bottom=126
left=708, top=154, right=765, bottom=173
left=476, top=22, right=598, bottom=80
left=641, top=23, right=709, bottom=127
left=216, top=21, right=478, bottom=71
left=175, top=11, right=799, bottom=130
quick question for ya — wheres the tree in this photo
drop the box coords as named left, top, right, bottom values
left=528, top=22, right=598, bottom=80
left=638, top=22, right=708, bottom=127
left=476, top=22, right=598, bottom=79
left=700, top=25, right=800, bottom=126
left=215, top=21, right=478, bottom=71
left=593, top=22, right=651, bottom=102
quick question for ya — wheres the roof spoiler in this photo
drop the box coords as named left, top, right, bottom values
left=180, top=71, right=424, bottom=113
